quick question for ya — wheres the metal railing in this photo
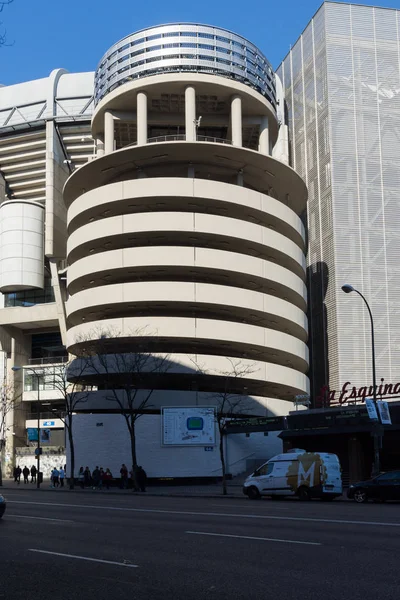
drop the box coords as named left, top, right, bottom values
left=26, top=411, right=60, bottom=421
left=123, top=134, right=232, bottom=149
left=28, top=356, right=68, bottom=366
left=196, top=135, right=232, bottom=145
left=147, top=134, right=186, bottom=143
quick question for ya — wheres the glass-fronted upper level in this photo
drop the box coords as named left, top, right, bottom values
left=94, top=23, right=276, bottom=108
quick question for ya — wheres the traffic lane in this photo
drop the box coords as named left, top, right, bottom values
left=7, top=491, right=400, bottom=530
left=4, top=496, right=400, bottom=556
left=1, top=513, right=400, bottom=600
left=5, top=487, right=400, bottom=522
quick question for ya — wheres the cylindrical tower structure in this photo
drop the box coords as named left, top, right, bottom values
left=0, top=200, right=44, bottom=292
left=64, top=24, right=309, bottom=410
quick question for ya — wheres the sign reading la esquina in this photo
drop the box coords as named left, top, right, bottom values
left=317, top=379, right=400, bottom=406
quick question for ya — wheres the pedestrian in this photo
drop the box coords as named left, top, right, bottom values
left=120, top=464, right=128, bottom=489
left=13, top=466, right=19, bottom=484
left=30, top=465, right=37, bottom=484
left=129, top=465, right=139, bottom=491
left=92, top=466, right=100, bottom=490
left=59, top=466, right=65, bottom=488
left=52, top=466, right=60, bottom=488
left=22, top=466, right=30, bottom=484
left=15, top=465, right=22, bottom=484
left=99, top=468, right=105, bottom=489
left=84, top=466, right=91, bottom=488
left=78, top=466, right=85, bottom=489
left=103, top=468, right=112, bottom=490
left=136, top=466, right=147, bottom=492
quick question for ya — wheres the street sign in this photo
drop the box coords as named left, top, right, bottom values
left=365, top=399, right=379, bottom=421
left=377, top=401, right=392, bottom=425
left=42, top=420, right=55, bottom=427
left=204, top=446, right=214, bottom=452
left=34, top=447, right=42, bottom=456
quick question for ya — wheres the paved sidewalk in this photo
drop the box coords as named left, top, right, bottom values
left=0, top=478, right=244, bottom=499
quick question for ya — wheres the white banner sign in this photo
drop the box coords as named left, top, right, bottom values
left=377, top=401, right=392, bottom=425
left=162, top=407, right=215, bottom=446
left=365, top=398, right=379, bottom=421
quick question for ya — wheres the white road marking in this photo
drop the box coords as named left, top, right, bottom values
left=7, top=514, right=73, bottom=523
left=210, top=503, right=289, bottom=511
left=28, top=549, right=138, bottom=568
left=186, top=530, right=321, bottom=545
left=10, top=500, right=400, bottom=528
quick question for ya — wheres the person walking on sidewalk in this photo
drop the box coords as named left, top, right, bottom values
left=78, top=466, right=85, bottom=489
left=120, top=464, right=128, bottom=489
left=136, top=466, right=147, bottom=492
left=129, top=465, right=139, bottom=491
left=84, top=466, right=91, bottom=488
left=22, top=466, right=30, bottom=484
left=52, top=467, right=60, bottom=488
left=92, top=466, right=101, bottom=490
left=14, top=466, right=22, bottom=484
left=103, top=468, right=112, bottom=490
left=30, top=465, right=37, bottom=484
left=59, top=466, right=65, bottom=488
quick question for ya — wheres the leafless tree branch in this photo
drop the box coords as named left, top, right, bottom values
left=191, top=357, right=257, bottom=495
left=0, top=0, right=13, bottom=47
left=84, top=327, right=171, bottom=474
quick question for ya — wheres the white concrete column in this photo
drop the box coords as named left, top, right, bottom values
left=258, top=116, right=269, bottom=155
left=104, top=111, right=114, bottom=154
left=231, top=95, right=242, bottom=147
left=137, top=92, right=148, bottom=145
left=185, top=86, right=196, bottom=142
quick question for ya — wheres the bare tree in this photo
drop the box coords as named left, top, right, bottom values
left=0, top=0, right=13, bottom=47
left=85, top=327, right=171, bottom=477
left=0, top=382, right=19, bottom=486
left=47, top=358, right=90, bottom=489
left=193, top=357, right=257, bottom=495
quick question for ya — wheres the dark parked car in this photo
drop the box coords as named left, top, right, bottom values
left=347, top=471, right=400, bottom=503
left=0, top=495, right=6, bottom=518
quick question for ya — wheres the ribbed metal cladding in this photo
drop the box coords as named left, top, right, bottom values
left=94, top=23, right=276, bottom=107
left=278, top=2, right=400, bottom=403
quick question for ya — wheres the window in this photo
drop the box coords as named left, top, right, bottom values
left=377, top=472, right=400, bottom=481
left=163, top=43, right=179, bottom=48
left=216, top=58, right=231, bottom=66
left=216, top=35, right=230, bottom=43
left=255, top=463, right=274, bottom=476
left=131, top=37, right=145, bottom=46
left=4, top=278, right=55, bottom=307
left=198, top=32, right=214, bottom=39
left=31, top=332, right=67, bottom=362
left=146, top=34, right=161, bottom=41
left=180, top=31, right=197, bottom=37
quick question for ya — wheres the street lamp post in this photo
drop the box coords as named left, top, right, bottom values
left=341, top=284, right=381, bottom=475
left=12, top=366, right=41, bottom=489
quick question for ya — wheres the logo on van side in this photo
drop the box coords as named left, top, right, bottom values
left=285, top=453, right=324, bottom=491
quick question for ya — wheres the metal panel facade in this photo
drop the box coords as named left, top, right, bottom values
left=278, top=2, right=400, bottom=403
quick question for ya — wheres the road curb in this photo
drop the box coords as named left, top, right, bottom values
left=0, top=483, right=244, bottom=499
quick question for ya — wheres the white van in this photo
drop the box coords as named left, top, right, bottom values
left=243, top=448, right=342, bottom=501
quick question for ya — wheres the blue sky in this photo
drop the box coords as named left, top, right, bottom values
left=1, top=0, right=400, bottom=85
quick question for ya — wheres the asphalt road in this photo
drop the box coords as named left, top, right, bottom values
left=1, top=489, right=400, bottom=600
